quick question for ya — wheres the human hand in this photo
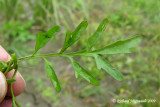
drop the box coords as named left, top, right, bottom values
left=0, top=46, right=26, bottom=107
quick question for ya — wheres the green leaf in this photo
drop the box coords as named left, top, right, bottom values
left=60, top=21, right=88, bottom=53
left=0, top=61, right=7, bottom=72
left=88, top=18, right=109, bottom=49
left=11, top=54, right=18, bottom=78
left=93, top=36, right=142, bottom=54
left=65, top=31, right=72, bottom=43
left=45, top=25, right=60, bottom=38
left=94, top=55, right=123, bottom=81
left=33, top=26, right=60, bottom=55
left=11, top=53, right=17, bottom=64
left=75, top=70, right=79, bottom=78
left=44, top=59, right=61, bottom=92
left=69, top=57, right=100, bottom=86
left=6, top=78, right=16, bottom=84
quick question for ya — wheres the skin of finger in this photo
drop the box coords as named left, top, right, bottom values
left=0, top=45, right=26, bottom=96
left=0, top=97, right=12, bottom=107
left=0, top=72, right=7, bottom=103
left=6, top=70, right=26, bottom=96
left=0, top=46, right=11, bottom=62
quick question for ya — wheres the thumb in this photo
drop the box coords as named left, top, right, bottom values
left=0, top=71, right=7, bottom=103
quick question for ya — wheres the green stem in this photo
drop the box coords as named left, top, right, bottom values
left=4, top=59, right=14, bottom=74
left=18, top=51, right=94, bottom=62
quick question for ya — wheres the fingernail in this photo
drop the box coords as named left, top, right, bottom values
left=6, top=71, right=26, bottom=96
left=17, top=72, right=26, bottom=88
left=0, top=46, right=11, bottom=61
left=0, top=72, right=7, bottom=103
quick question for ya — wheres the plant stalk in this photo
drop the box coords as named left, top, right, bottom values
left=18, top=51, right=94, bottom=62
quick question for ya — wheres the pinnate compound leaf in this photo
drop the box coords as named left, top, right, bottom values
left=88, top=18, right=109, bottom=49
left=60, top=21, right=88, bottom=53
left=94, top=55, right=123, bottom=81
left=69, top=57, right=100, bottom=86
left=44, top=59, right=61, bottom=92
left=93, top=36, right=142, bottom=54
left=33, top=26, right=60, bottom=55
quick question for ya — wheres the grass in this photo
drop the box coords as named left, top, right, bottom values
left=0, top=0, right=159, bottom=106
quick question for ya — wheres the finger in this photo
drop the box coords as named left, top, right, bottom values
left=0, top=97, right=12, bottom=107
left=6, top=70, right=26, bottom=96
left=0, top=72, right=7, bottom=103
left=0, top=46, right=11, bottom=62
left=0, top=45, right=26, bottom=96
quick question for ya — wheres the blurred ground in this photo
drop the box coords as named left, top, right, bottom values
left=0, top=0, right=160, bottom=107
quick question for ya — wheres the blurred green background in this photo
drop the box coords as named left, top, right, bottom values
left=0, top=0, right=160, bottom=107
